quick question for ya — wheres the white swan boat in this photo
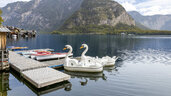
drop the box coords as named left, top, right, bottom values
left=63, top=45, right=103, bottom=72
left=80, top=44, right=118, bottom=67
left=95, top=56, right=118, bottom=66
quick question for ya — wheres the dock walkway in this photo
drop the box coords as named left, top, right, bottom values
left=9, top=51, right=48, bottom=72
left=9, top=51, right=70, bottom=88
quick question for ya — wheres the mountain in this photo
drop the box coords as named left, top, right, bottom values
left=57, top=0, right=135, bottom=34
left=1, top=0, right=83, bottom=31
left=2, top=0, right=136, bottom=33
left=129, top=11, right=171, bottom=30
left=135, top=22, right=149, bottom=30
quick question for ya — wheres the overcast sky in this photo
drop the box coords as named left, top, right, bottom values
left=115, top=0, right=171, bottom=15
left=0, top=0, right=171, bottom=16
left=0, top=0, right=30, bottom=7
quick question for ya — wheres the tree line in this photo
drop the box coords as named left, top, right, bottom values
left=52, top=23, right=171, bottom=35
left=0, top=9, right=4, bottom=26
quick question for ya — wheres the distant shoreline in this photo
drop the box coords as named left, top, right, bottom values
left=51, top=30, right=171, bottom=35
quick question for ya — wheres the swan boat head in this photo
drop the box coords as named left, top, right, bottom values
left=80, top=44, right=88, bottom=49
left=63, top=45, right=73, bottom=57
left=63, top=45, right=78, bottom=66
left=80, top=44, right=99, bottom=63
left=80, top=44, right=89, bottom=60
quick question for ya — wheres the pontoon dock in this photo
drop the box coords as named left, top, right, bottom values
left=9, top=51, right=70, bottom=88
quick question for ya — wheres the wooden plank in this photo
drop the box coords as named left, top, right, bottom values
left=22, top=67, right=70, bottom=88
left=9, top=51, right=48, bottom=72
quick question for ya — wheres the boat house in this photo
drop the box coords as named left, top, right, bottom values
left=0, top=26, right=11, bottom=70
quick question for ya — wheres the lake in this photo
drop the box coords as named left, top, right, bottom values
left=2, top=34, right=171, bottom=96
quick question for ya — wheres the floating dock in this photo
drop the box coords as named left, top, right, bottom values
left=10, top=69, right=71, bottom=95
left=9, top=51, right=70, bottom=88
left=11, top=49, right=65, bottom=69
left=22, top=67, right=70, bottom=88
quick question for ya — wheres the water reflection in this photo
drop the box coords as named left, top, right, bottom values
left=0, top=72, right=10, bottom=96
left=10, top=69, right=72, bottom=96
left=7, top=36, right=36, bottom=48
left=5, top=34, right=171, bottom=96
left=119, top=49, right=171, bottom=65
left=79, top=78, right=88, bottom=86
left=7, top=35, right=143, bottom=57
left=64, top=71, right=107, bottom=86
left=63, top=35, right=141, bottom=57
left=7, top=34, right=171, bottom=57
left=64, top=61, right=123, bottom=86
left=103, top=66, right=117, bottom=72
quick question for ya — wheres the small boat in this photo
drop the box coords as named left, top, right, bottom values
left=30, top=51, right=51, bottom=59
left=8, top=46, right=28, bottom=51
left=12, top=34, right=17, bottom=38
left=33, top=49, right=54, bottom=52
left=20, top=51, right=38, bottom=58
left=25, top=35, right=28, bottom=38
left=32, top=52, right=73, bottom=61
left=18, top=49, right=54, bottom=58
left=0, top=61, right=8, bottom=63
left=63, top=45, right=103, bottom=73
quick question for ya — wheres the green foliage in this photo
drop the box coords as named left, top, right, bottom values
left=0, top=9, right=4, bottom=26
left=52, top=23, right=171, bottom=35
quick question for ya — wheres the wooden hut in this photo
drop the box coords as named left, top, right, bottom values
left=0, top=27, right=11, bottom=70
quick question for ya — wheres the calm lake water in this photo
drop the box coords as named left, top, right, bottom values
left=2, top=34, right=171, bottom=96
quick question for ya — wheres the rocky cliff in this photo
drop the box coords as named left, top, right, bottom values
left=2, top=0, right=136, bottom=33
left=2, top=0, right=83, bottom=31
left=60, top=0, right=135, bottom=30
left=129, top=11, right=171, bottom=30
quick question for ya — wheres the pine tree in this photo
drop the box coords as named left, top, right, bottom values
left=0, top=9, right=4, bottom=26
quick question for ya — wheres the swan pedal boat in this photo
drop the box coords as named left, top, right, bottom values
left=80, top=44, right=118, bottom=67
left=95, top=56, right=118, bottom=66
left=64, top=60, right=103, bottom=72
left=63, top=45, right=103, bottom=73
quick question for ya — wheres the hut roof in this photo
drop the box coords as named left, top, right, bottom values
left=0, top=27, right=11, bottom=33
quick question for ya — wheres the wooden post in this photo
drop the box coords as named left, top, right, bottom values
left=0, top=33, right=6, bottom=50
left=0, top=50, right=9, bottom=70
